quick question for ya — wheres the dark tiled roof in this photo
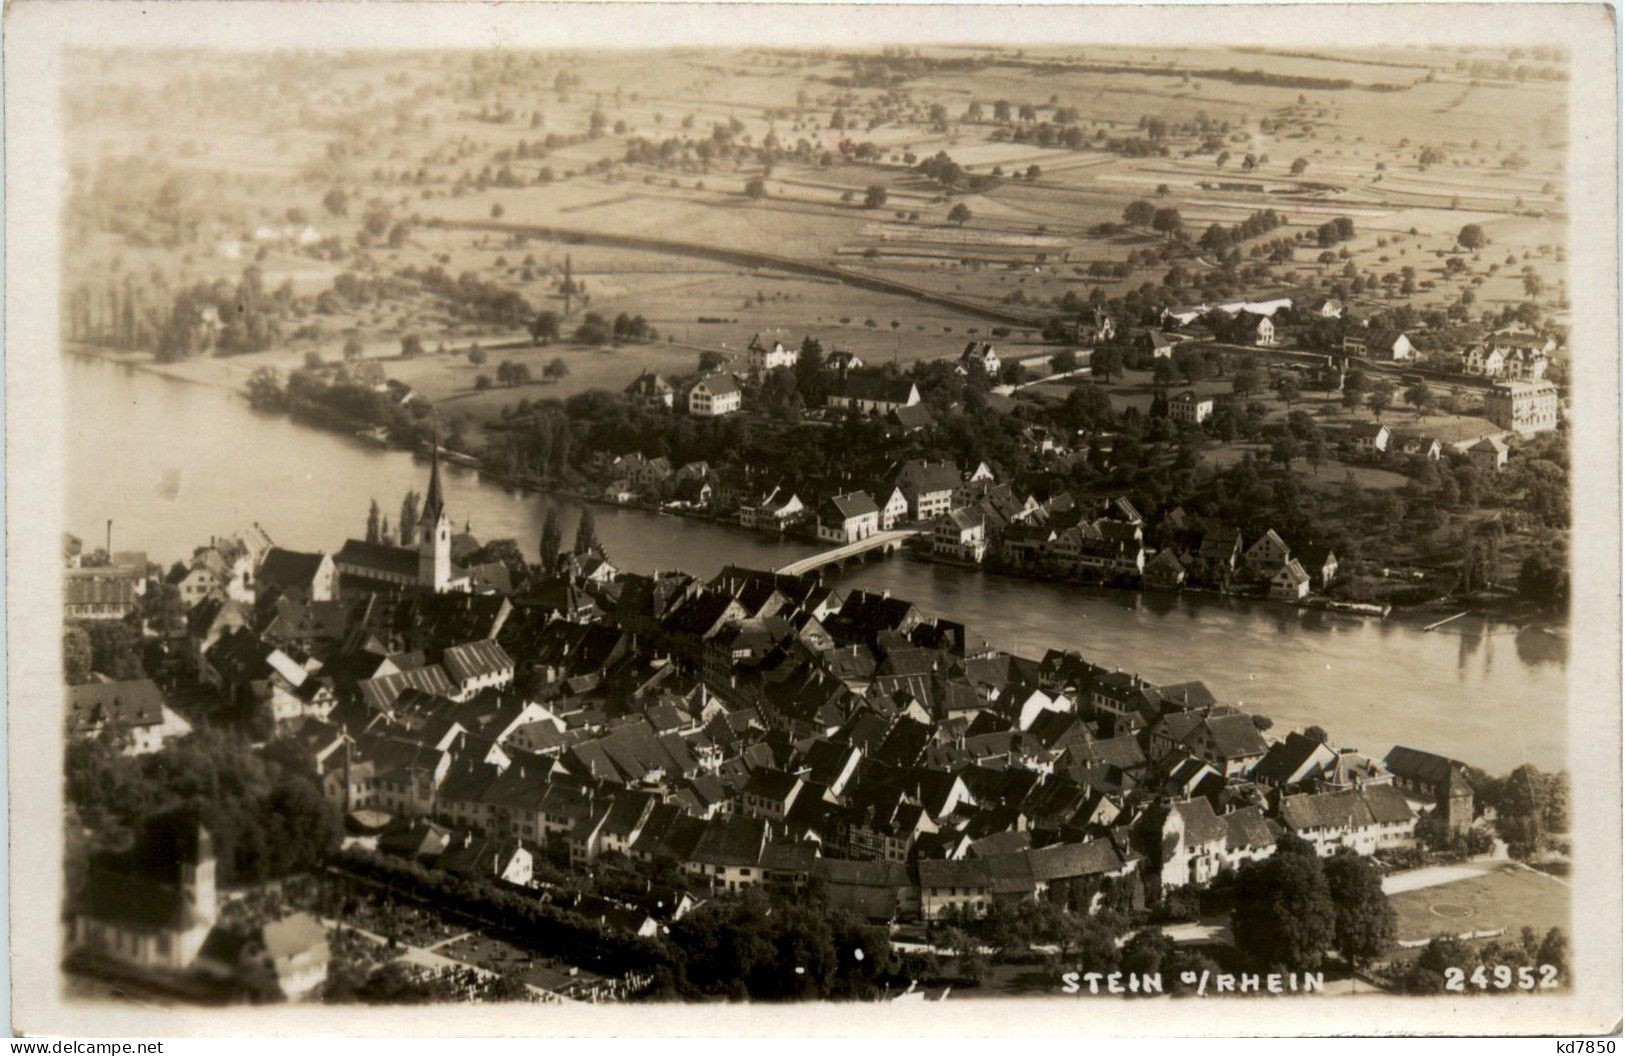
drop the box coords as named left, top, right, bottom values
left=1173, top=797, right=1228, bottom=846
left=889, top=459, right=961, bottom=495
left=916, top=858, right=994, bottom=889
left=259, top=548, right=328, bottom=591
left=358, top=665, right=456, bottom=713
left=691, top=373, right=740, bottom=396
left=1223, top=806, right=1277, bottom=851
left=1252, top=732, right=1333, bottom=786
left=1280, top=786, right=1412, bottom=834
left=67, top=679, right=165, bottom=732
left=823, top=491, right=879, bottom=520
left=812, top=858, right=911, bottom=887
left=1027, top=838, right=1130, bottom=881
left=830, top=373, right=918, bottom=405
left=79, top=859, right=196, bottom=932
left=64, top=567, right=142, bottom=608
left=1201, top=713, right=1270, bottom=760
left=744, top=767, right=803, bottom=801
left=1383, top=745, right=1466, bottom=785
left=336, top=540, right=418, bottom=579
left=441, top=640, right=514, bottom=684
left=689, top=814, right=768, bottom=868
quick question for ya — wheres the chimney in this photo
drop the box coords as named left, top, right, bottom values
left=106, top=519, right=113, bottom=556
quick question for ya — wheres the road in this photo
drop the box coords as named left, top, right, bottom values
left=777, top=527, right=920, bottom=576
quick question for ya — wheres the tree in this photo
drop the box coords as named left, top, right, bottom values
left=1276, top=376, right=1301, bottom=407
left=322, top=187, right=349, bottom=217
left=496, top=361, right=532, bottom=387
left=1089, top=347, right=1124, bottom=382
left=948, top=203, right=972, bottom=228
left=698, top=350, right=727, bottom=374
left=1152, top=207, right=1183, bottom=239
left=529, top=311, right=561, bottom=344
left=1403, top=381, right=1434, bottom=416
left=1050, top=349, right=1079, bottom=373
left=67, top=732, right=341, bottom=886
left=399, top=490, right=420, bottom=548
left=573, top=313, right=610, bottom=345
left=1304, top=725, right=1330, bottom=745
left=540, top=509, right=564, bottom=572
left=543, top=357, right=569, bottom=382
left=863, top=185, right=888, bottom=209
left=468, top=347, right=488, bottom=366
left=1408, top=934, right=1474, bottom=993
left=342, top=336, right=364, bottom=362
left=1323, top=853, right=1396, bottom=968
left=1457, top=224, right=1486, bottom=250
left=1367, top=381, right=1395, bottom=419
left=1290, top=157, right=1309, bottom=175
left=744, top=177, right=767, bottom=199
left=1232, top=365, right=1262, bottom=398
left=63, top=625, right=93, bottom=685
left=573, top=509, right=599, bottom=555
left=400, top=335, right=425, bottom=358
left=366, top=499, right=381, bottom=543
left=245, top=367, right=284, bottom=411
left=1231, top=844, right=1336, bottom=971
left=1537, top=927, right=1569, bottom=981
left=79, top=621, right=147, bottom=681
left=1123, top=200, right=1156, bottom=228
left=1305, top=436, right=1327, bottom=476
left=1517, top=549, right=1569, bottom=606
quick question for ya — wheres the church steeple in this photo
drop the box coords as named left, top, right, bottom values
left=419, top=416, right=451, bottom=591
left=422, top=417, right=446, bottom=526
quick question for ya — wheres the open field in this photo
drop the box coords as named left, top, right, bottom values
left=1387, top=863, right=1570, bottom=955
left=66, top=44, right=1568, bottom=383
left=61, top=42, right=1570, bottom=578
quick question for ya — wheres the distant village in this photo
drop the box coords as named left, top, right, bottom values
left=61, top=428, right=1546, bottom=1003
left=585, top=301, right=1560, bottom=607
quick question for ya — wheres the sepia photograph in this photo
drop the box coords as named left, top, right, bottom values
left=5, top=0, right=1619, bottom=1038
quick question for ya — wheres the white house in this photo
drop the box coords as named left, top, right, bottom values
left=816, top=492, right=881, bottom=544
left=1469, top=435, right=1510, bottom=473
left=1270, top=559, right=1311, bottom=601
left=933, top=508, right=987, bottom=563
left=1378, top=333, right=1416, bottom=362
left=1278, top=786, right=1416, bottom=857
left=958, top=342, right=1001, bottom=377
left=878, top=487, right=910, bottom=530
left=739, top=486, right=805, bottom=531
left=1349, top=422, right=1391, bottom=453
left=688, top=374, right=742, bottom=417
left=1169, top=391, right=1214, bottom=425
left=747, top=334, right=799, bottom=373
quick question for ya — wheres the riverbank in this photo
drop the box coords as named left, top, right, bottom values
left=67, top=342, right=261, bottom=394
left=70, top=342, right=1561, bottom=635
left=65, top=354, right=1570, bottom=772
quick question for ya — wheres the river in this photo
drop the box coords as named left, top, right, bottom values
left=65, top=354, right=1568, bottom=773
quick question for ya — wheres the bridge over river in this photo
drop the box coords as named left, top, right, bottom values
left=776, top=529, right=921, bottom=577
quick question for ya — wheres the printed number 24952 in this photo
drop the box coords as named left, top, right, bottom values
left=1444, top=965, right=1560, bottom=991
